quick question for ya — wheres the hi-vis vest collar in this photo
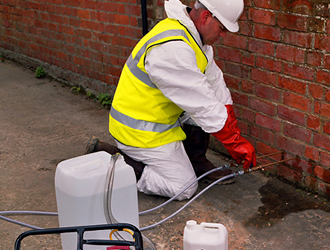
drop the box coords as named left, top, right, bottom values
left=109, top=18, right=208, bottom=148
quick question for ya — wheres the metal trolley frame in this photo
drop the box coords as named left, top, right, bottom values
left=14, top=223, right=143, bottom=250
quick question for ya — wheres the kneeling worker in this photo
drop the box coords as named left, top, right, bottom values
left=87, top=0, right=256, bottom=200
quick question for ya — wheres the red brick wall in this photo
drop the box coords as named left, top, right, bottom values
left=0, top=0, right=145, bottom=87
left=213, top=0, right=330, bottom=196
left=1, top=0, right=330, bottom=197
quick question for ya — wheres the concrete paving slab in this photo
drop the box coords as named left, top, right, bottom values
left=0, top=61, right=329, bottom=250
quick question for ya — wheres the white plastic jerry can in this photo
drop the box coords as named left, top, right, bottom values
left=55, top=151, right=139, bottom=250
left=183, top=220, right=228, bottom=250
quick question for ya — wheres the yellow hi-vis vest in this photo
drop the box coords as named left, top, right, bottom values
left=109, top=18, right=208, bottom=148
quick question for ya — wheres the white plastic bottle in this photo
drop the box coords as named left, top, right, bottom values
left=183, top=220, right=228, bottom=250
left=55, top=151, right=139, bottom=250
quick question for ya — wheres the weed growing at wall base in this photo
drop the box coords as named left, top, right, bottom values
left=35, top=66, right=45, bottom=78
left=96, top=93, right=112, bottom=108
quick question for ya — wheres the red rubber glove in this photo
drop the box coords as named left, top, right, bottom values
left=212, top=105, right=256, bottom=169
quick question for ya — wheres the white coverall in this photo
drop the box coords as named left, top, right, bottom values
left=116, top=0, right=233, bottom=200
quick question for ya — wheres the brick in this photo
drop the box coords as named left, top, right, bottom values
left=157, top=0, right=165, bottom=6
left=248, top=9, right=276, bottom=25
left=283, top=63, right=314, bottom=81
left=324, top=54, right=330, bottom=70
left=292, top=158, right=313, bottom=174
left=320, top=152, right=330, bottom=169
left=77, top=9, right=90, bottom=20
left=243, top=0, right=253, bottom=7
left=283, top=122, right=311, bottom=143
left=117, top=3, right=126, bottom=14
left=105, top=24, right=119, bottom=35
left=251, top=68, right=277, bottom=86
left=277, top=164, right=303, bottom=183
left=320, top=103, right=330, bottom=118
left=254, top=24, right=281, bottom=41
left=82, top=0, right=99, bottom=10
left=75, top=29, right=92, bottom=39
left=69, top=18, right=81, bottom=28
left=314, top=101, right=321, bottom=114
left=307, top=115, right=321, bottom=131
left=326, top=90, right=330, bottom=102
left=314, top=165, right=330, bottom=183
left=237, top=120, right=249, bottom=135
left=222, top=33, right=247, bottom=49
left=218, top=47, right=241, bottom=63
left=316, top=70, right=330, bottom=86
left=242, top=107, right=255, bottom=123
left=277, top=45, right=305, bottom=63
left=231, top=91, right=249, bottom=106
left=315, top=34, right=330, bottom=51
left=252, top=126, right=276, bottom=145
left=278, top=105, right=305, bottom=126
left=242, top=52, right=255, bottom=66
left=66, top=0, right=79, bottom=7
left=283, top=92, right=310, bottom=111
left=124, top=5, right=141, bottom=16
left=48, top=0, right=63, bottom=5
left=305, top=146, right=320, bottom=162
left=256, top=56, right=282, bottom=72
left=309, top=83, right=324, bottom=100
left=278, top=13, right=308, bottom=31
left=278, top=75, right=306, bottom=95
left=57, top=24, right=74, bottom=35
left=283, top=0, right=313, bottom=15
left=283, top=30, right=313, bottom=48
left=324, top=121, right=330, bottom=135
left=248, top=39, right=275, bottom=56
left=306, top=51, right=322, bottom=66
left=314, top=133, right=330, bottom=151
left=255, top=83, right=281, bottom=102
left=250, top=98, right=276, bottom=116
left=114, top=14, right=130, bottom=25
left=256, top=113, right=281, bottom=132
left=241, top=79, right=254, bottom=93
left=239, top=20, right=253, bottom=36
left=277, top=136, right=305, bottom=155
left=224, top=62, right=249, bottom=78
left=254, top=0, right=281, bottom=10
left=309, top=17, right=326, bottom=33
left=102, top=2, right=117, bottom=12
left=125, top=26, right=142, bottom=38
left=224, top=75, right=240, bottom=90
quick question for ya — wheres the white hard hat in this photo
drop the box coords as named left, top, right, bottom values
left=198, top=0, right=244, bottom=32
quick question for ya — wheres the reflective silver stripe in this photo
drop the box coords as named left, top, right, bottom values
left=126, top=29, right=190, bottom=89
left=111, top=107, right=180, bottom=132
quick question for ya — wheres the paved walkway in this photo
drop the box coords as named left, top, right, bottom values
left=0, top=61, right=329, bottom=249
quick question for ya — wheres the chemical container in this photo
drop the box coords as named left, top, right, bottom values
left=55, top=151, right=139, bottom=250
left=183, top=220, right=228, bottom=250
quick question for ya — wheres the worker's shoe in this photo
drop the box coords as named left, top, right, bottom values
left=182, top=124, right=235, bottom=184
left=85, top=137, right=145, bottom=181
